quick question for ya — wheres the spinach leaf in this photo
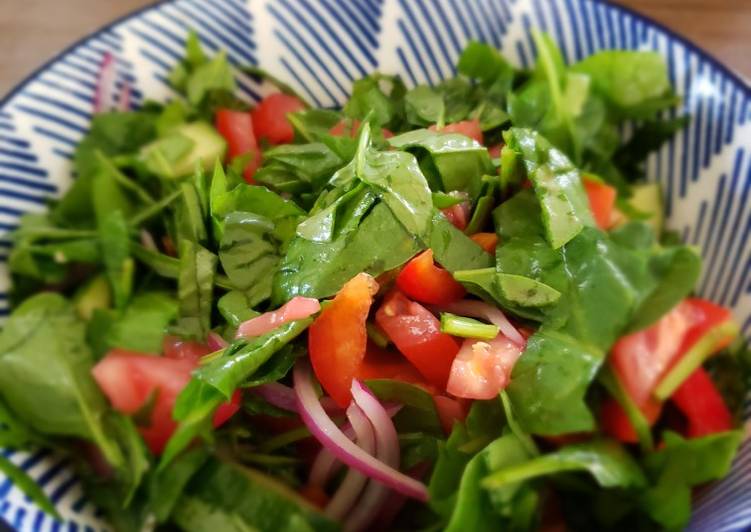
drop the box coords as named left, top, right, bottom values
left=174, top=240, right=217, bottom=340
left=273, top=201, right=421, bottom=303
left=613, top=117, right=689, bottom=181
left=639, top=431, right=743, bottom=530
left=150, top=447, right=209, bottom=523
left=366, top=379, right=443, bottom=436
left=0, top=454, right=60, bottom=517
left=483, top=440, right=647, bottom=489
left=254, top=143, right=346, bottom=198
left=388, top=129, right=493, bottom=196
left=429, top=213, right=493, bottom=272
left=344, top=74, right=406, bottom=130
left=98, top=210, right=134, bottom=309
left=501, top=127, right=593, bottom=249
left=0, top=293, right=123, bottom=465
left=506, top=329, right=602, bottom=434
left=571, top=51, right=676, bottom=118
left=217, top=291, right=260, bottom=327
left=219, top=212, right=279, bottom=307
left=87, top=292, right=178, bottom=356
left=178, top=459, right=337, bottom=531
left=177, top=182, right=209, bottom=245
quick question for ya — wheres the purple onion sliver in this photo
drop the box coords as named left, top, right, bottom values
left=206, top=331, right=228, bottom=351
left=94, top=52, right=117, bottom=113
left=344, top=380, right=402, bottom=532
left=325, top=403, right=374, bottom=519
left=118, top=81, right=132, bottom=112
left=293, top=362, right=428, bottom=501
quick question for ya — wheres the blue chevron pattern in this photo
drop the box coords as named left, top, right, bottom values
left=0, top=0, right=749, bottom=530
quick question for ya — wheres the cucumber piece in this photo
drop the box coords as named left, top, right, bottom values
left=73, top=275, right=111, bottom=320
left=142, top=122, right=227, bottom=179
left=628, top=183, right=663, bottom=235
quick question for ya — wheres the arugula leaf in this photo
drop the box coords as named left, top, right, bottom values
left=175, top=240, right=217, bottom=340
left=483, top=439, right=647, bottom=490
left=98, top=210, right=134, bottom=309
left=501, top=128, right=593, bottom=249
left=0, top=293, right=123, bottom=466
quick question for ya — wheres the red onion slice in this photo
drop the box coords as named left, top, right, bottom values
left=236, top=297, right=320, bottom=338
left=118, top=81, right=132, bottom=112
left=433, top=300, right=525, bottom=347
left=206, top=331, right=228, bottom=351
left=252, top=382, right=339, bottom=414
left=294, top=362, right=428, bottom=501
left=309, top=403, right=401, bottom=487
left=344, top=380, right=402, bottom=532
left=94, top=52, right=117, bottom=113
left=325, top=403, right=374, bottom=519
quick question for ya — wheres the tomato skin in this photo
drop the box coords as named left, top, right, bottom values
left=583, top=178, right=617, bottom=230
left=396, top=250, right=466, bottom=305
left=215, top=108, right=262, bottom=183
left=357, top=341, right=434, bottom=391
left=162, top=335, right=212, bottom=363
left=251, top=93, right=305, bottom=145
left=446, top=335, right=524, bottom=400
left=671, top=368, right=732, bottom=438
left=92, top=349, right=240, bottom=454
left=441, top=202, right=470, bottom=230
left=375, top=290, right=460, bottom=389
left=433, top=395, right=467, bottom=435
left=429, top=119, right=483, bottom=144
left=309, top=273, right=379, bottom=408
left=329, top=119, right=394, bottom=139
left=470, top=232, right=498, bottom=254
left=600, top=397, right=662, bottom=444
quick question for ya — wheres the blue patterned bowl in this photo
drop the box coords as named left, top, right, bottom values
left=0, top=0, right=749, bottom=530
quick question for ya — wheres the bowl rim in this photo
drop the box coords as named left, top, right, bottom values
left=0, top=0, right=748, bottom=115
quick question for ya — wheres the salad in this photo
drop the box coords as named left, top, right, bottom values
left=0, top=30, right=747, bottom=532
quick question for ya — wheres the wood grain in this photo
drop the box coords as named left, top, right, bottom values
left=0, top=0, right=749, bottom=97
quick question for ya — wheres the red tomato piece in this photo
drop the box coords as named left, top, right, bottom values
left=396, top=250, right=466, bottom=305
left=433, top=395, right=467, bottom=435
left=441, top=202, right=471, bottom=230
left=611, top=301, right=699, bottom=408
left=251, top=93, right=305, bottom=145
left=470, top=232, right=499, bottom=254
left=671, top=368, right=732, bottom=438
left=429, top=119, right=483, bottom=144
left=309, top=273, right=379, bottom=407
left=215, top=108, right=262, bottom=183
left=600, top=397, right=662, bottom=444
left=376, top=290, right=461, bottom=389
left=357, top=341, right=433, bottom=391
left=446, top=335, right=524, bottom=400
left=236, top=296, right=321, bottom=338
left=92, top=350, right=239, bottom=454
left=487, top=144, right=503, bottom=158
left=162, top=335, right=213, bottom=363
left=583, top=178, right=617, bottom=230
left=329, top=119, right=393, bottom=138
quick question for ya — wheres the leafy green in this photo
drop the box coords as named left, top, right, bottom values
left=98, top=210, right=134, bottom=309
left=483, top=440, right=647, bottom=489
left=344, top=74, right=406, bottom=130
left=174, top=240, right=217, bottom=340
left=366, top=379, right=443, bottom=436
left=501, top=127, right=593, bottom=249
left=150, top=447, right=210, bottom=523
left=0, top=454, right=60, bottom=517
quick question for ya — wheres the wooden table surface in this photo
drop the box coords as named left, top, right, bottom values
left=0, top=0, right=749, bottom=97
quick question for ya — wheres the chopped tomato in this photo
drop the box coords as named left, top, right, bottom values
left=429, top=119, right=483, bottom=144
left=433, top=395, right=467, bottom=435
left=446, top=335, right=524, bottom=400
left=251, top=93, right=305, bottom=145
left=611, top=301, right=699, bottom=408
left=309, top=273, right=379, bottom=407
left=611, top=298, right=735, bottom=410
left=236, top=296, right=320, bottom=338
left=600, top=397, right=662, bottom=444
left=162, top=335, right=212, bottom=363
left=671, top=368, right=733, bottom=438
left=470, top=232, right=498, bottom=254
left=583, top=178, right=617, bottom=230
left=487, top=144, right=503, bottom=158
left=329, top=119, right=393, bottom=138
left=357, top=341, right=433, bottom=391
left=299, top=484, right=329, bottom=509
left=396, top=250, right=465, bottom=305
left=441, top=202, right=470, bottom=230
left=215, top=108, right=262, bottom=183
left=376, top=290, right=460, bottom=389
left=92, top=350, right=240, bottom=454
